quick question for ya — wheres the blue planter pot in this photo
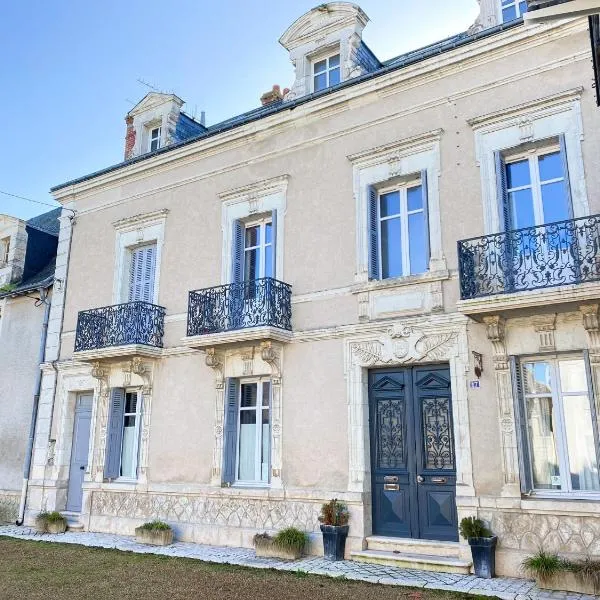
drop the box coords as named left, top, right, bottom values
left=468, top=536, right=497, bottom=579
left=320, top=524, right=349, bottom=561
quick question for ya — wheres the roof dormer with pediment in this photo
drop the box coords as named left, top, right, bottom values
left=280, top=3, right=380, bottom=102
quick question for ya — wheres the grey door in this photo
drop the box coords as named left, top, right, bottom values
left=369, top=366, right=458, bottom=541
left=66, top=394, right=93, bottom=512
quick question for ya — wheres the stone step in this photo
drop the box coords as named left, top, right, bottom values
left=351, top=549, right=472, bottom=575
left=366, top=536, right=461, bottom=558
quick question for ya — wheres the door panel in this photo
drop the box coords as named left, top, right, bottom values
left=370, top=366, right=458, bottom=541
left=66, top=394, right=93, bottom=513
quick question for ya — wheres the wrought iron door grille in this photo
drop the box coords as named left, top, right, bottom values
left=187, top=277, right=292, bottom=336
left=74, top=301, right=166, bottom=351
left=458, top=214, right=600, bottom=300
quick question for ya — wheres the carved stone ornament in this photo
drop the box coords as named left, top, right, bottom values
left=351, top=325, right=458, bottom=367
left=91, top=361, right=109, bottom=396
left=483, top=315, right=507, bottom=365
left=205, top=348, right=224, bottom=386
left=260, top=341, right=281, bottom=382
left=581, top=304, right=600, bottom=351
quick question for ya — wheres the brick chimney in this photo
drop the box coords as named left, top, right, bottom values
left=260, top=85, right=284, bottom=106
left=124, top=116, right=136, bottom=160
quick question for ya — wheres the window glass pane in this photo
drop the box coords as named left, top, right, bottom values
left=240, top=383, right=257, bottom=408
left=121, top=411, right=137, bottom=479
left=407, top=185, right=423, bottom=211
left=245, top=225, right=260, bottom=248
left=328, top=54, right=340, bottom=68
left=519, top=1, right=528, bottom=14
left=562, top=394, right=600, bottom=491
left=125, top=393, right=137, bottom=414
left=244, top=248, right=259, bottom=281
left=380, top=191, right=400, bottom=218
left=261, top=409, right=270, bottom=482
left=503, top=5, right=517, bottom=21
left=559, top=359, right=587, bottom=393
left=541, top=182, right=569, bottom=224
left=510, top=189, right=535, bottom=229
left=262, top=381, right=271, bottom=407
left=314, top=59, right=327, bottom=73
left=329, top=67, right=340, bottom=86
left=408, top=212, right=428, bottom=275
left=523, top=361, right=553, bottom=395
left=526, top=396, right=562, bottom=489
left=381, top=217, right=402, bottom=279
left=265, top=222, right=272, bottom=244
left=264, top=245, right=273, bottom=279
left=150, top=139, right=159, bottom=152
left=538, top=152, right=563, bottom=182
left=238, top=410, right=257, bottom=481
left=506, top=160, right=530, bottom=189
left=314, top=73, right=327, bottom=91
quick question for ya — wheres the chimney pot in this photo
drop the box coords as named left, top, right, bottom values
left=260, top=85, right=284, bottom=106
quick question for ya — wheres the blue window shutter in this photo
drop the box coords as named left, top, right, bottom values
left=104, top=388, right=125, bottom=480
left=231, top=220, right=244, bottom=283
left=222, top=378, right=240, bottom=485
left=421, top=170, right=431, bottom=270
left=583, top=350, right=600, bottom=469
left=270, top=209, right=277, bottom=278
left=509, top=356, right=532, bottom=494
left=367, top=186, right=379, bottom=280
left=558, top=134, right=574, bottom=219
left=495, top=151, right=510, bottom=232
left=129, top=245, right=156, bottom=303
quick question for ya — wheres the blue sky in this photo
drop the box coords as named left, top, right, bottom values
left=0, top=1, right=479, bottom=220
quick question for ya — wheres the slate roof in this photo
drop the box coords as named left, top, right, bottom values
left=27, top=207, right=61, bottom=236
left=51, top=18, right=524, bottom=193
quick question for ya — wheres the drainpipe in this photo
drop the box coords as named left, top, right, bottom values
left=16, top=287, right=51, bottom=525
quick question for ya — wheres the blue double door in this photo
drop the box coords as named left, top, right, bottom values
left=369, top=366, right=458, bottom=541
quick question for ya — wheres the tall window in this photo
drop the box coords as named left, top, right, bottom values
left=236, top=380, right=271, bottom=483
left=518, top=356, right=600, bottom=494
left=313, top=53, right=341, bottom=92
left=128, top=244, right=157, bottom=303
left=120, top=391, right=142, bottom=479
left=149, top=126, right=161, bottom=152
left=244, top=219, right=273, bottom=281
left=374, top=179, right=429, bottom=279
left=501, top=0, right=528, bottom=22
left=504, top=146, right=570, bottom=230
left=0, top=237, right=9, bottom=266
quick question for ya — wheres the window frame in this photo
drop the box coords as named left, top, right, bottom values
left=518, top=353, right=600, bottom=499
left=234, top=377, right=271, bottom=487
left=118, top=388, right=143, bottom=482
left=312, top=52, right=341, bottom=92
left=500, top=0, right=528, bottom=22
left=243, top=217, right=273, bottom=281
left=0, top=237, right=10, bottom=266
left=377, top=175, right=427, bottom=280
left=149, top=126, right=161, bottom=152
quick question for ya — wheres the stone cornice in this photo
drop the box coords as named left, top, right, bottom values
left=218, top=174, right=290, bottom=203
left=112, top=208, right=169, bottom=231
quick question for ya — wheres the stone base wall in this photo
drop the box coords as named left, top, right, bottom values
left=0, top=491, right=19, bottom=523
left=85, top=489, right=366, bottom=557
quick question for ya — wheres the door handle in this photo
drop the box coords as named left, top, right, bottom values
left=80, top=466, right=86, bottom=471
left=416, top=475, right=425, bottom=484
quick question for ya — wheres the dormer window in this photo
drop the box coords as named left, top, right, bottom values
left=149, top=126, right=161, bottom=152
left=501, top=0, right=528, bottom=22
left=313, top=53, right=341, bottom=92
left=0, top=237, right=9, bottom=267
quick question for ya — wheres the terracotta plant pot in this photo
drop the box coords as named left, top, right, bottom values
left=254, top=538, right=303, bottom=560
left=134, top=527, right=174, bottom=546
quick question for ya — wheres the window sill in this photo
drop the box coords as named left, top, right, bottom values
left=520, top=495, right=600, bottom=514
left=351, top=269, right=450, bottom=294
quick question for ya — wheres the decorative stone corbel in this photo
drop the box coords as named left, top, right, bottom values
left=483, top=315, right=507, bottom=370
left=91, top=361, right=109, bottom=397
left=205, top=348, right=224, bottom=388
left=532, top=314, right=557, bottom=352
left=260, top=341, right=281, bottom=383
left=581, top=304, right=600, bottom=352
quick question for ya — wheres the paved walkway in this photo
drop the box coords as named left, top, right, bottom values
left=0, top=525, right=595, bottom=600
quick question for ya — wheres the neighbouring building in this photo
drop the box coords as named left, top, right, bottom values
left=21, top=1, right=600, bottom=577
left=0, top=208, right=60, bottom=521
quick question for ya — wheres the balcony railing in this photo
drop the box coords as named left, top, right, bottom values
left=187, top=277, right=292, bottom=337
left=458, top=214, right=600, bottom=300
left=74, top=301, right=166, bottom=352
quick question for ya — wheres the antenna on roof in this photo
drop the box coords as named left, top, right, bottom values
left=137, top=78, right=162, bottom=93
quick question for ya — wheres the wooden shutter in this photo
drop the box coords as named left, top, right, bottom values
left=222, top=378, right=240, bottom=485
left=104, top=388, right=125, bottom=480
left=270, top=209, right=277, bottom=279
left=495, top=151, right=510, bottom=232
left=558, top=134, right=574, bottom=219
left=583, top=350, right=600, bottom=470
left=421, top=169, right=431, bottom=270
left=231, top=220, right=244, bottom=283
left=128, top=245, right=156, bottom=303
left=367, top=186, right=379, bottom=280
left=509, top=356, right=533, bottom=494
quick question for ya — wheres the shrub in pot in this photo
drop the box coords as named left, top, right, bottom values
left=318, top=499, right=349, bottom=561
left=522, top=551, right=599, bottom=595
left=35, top=511, right=67, bottom=534
left=459, top=517, right=497, bottom=579
left=135, top=520, right=174, bottom=546
left=254, top=528, right=308, bottom=560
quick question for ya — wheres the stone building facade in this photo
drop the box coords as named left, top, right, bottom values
left=20, top=1, right=600, bottom=577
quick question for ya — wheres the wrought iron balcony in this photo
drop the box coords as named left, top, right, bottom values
left=458, top=214, right=600, bottom=300
left=74, top=301, right=166, bottom=353
left=187, top=277, right=292, bottom=337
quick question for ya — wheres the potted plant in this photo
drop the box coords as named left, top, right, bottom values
left=35, top=511, right=67, bottom=534
left=134, top=520, right=174, bottom=546
left=318, top=499, right=349, bottom=561
left=459, top=516, right=497, bottom=579
left=522, top=551, right=598, bottom=594
left=253, top=527, right=308, bottom=560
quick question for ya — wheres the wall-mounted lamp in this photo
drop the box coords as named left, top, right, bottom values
left=472, top=352, right=483, bottom=379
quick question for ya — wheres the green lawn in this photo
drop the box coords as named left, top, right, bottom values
left=0, top=536, right=489, bottom=600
